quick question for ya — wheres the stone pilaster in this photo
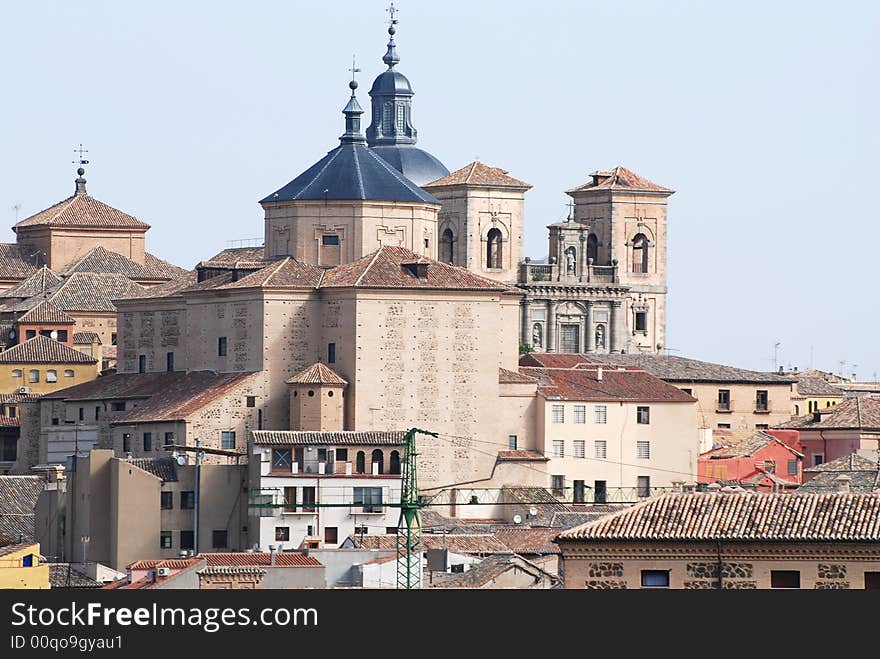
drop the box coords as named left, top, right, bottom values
left=584, top=301, right=594, bottom=353
left=609, top=300, right=623, bottom=353
left=520, top=297, right=531, bottom=348
left=546, top=300, right=557, bottom=353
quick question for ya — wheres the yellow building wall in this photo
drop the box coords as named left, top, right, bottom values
left=0, top=361, right=99, bottom=396
left=793, top=396, right=844, bottom=416
left=0, top=544, right=49, bottom=589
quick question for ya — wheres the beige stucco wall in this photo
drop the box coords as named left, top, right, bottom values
left=16, top=226, right=147, bottom=271
left=263, top=199, right=440, bottom=263
left=558, top=540, right=880, bottom=589
left=110, top=457, right=161, bottom=570
left=117, top=300, right=187, bottom=374
left=674, top=381, right=794, bottom=430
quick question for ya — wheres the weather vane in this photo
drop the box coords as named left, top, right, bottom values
left=387, top=1, right=398, bottom=26
left=349, top=55, right=360, bottom=84
left=72, top=143, right=89, bottom=166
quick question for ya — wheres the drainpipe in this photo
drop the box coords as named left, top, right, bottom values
left=194, top=438, right=202, bottom=555
left=716, top=539, right=723, bottom=590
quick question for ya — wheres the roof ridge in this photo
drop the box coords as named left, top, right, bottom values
left=295, top=148, right=342, bottom=201
left=466, top=161, right=478, bottom=183
left=264, top=257, right=291, bottom=286
left=352, top=146, right=365, bottom=198
left=354, top=248, right=384, bottom=287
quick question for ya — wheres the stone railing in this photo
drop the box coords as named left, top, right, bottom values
left=519, top=260, right=618, bottom=284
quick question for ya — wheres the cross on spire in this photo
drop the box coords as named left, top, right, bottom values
left=72, top=143, right=89, bottom=166
left=387, top=1, right=398, bottom=26
left=349, top=55, right=361, bottom=86
left=566, top=199, right=575, bottom=221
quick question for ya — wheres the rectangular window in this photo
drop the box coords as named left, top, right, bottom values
left=138, top=355, right=146, bottom=373
left=595, top=440, right=607, bottom=459
left=594, top=405, right=607, bottom=424
left=111, top=402, right=126, bottom=411
left=813, top=454, right=824, bottom=467
left=637, top=406, right=650, bottom=424
left=122, top=433, right=131, bottom=453
left=78, top=407, right=84, bottom=421
left=164, top=432, right=174, bottom=446
left=755, top=423, right=769, bottom=430
left=681, top=388, right=692, bottom=396
left=283, top=486, right=296, bottom=513
left=559, top=324, right=580, bottom=353
left=327, top=342, right=336, bottom=364
left=508, top=435, right=517, bottom=450
left=717, top=423, right=731, bottom=429
left=28, top=370, right=39, bottom=383
left=718, top=389, right=730, bottom=411
left=212, top=530, right=228, bottom=549
left=160, top=531, right=173, bottom=549
left=637, top=441, right=650, bottom=459
left=353, top=487, right=382, bottom=513
left=336, top=448, right=347, bottom=462
left=143, top=432, right=152, bottom=452
left=637, top=475, right=651, bottom=498
left=635, top=311, right=647, bottom=332
left=641, top=570, right=670, bottom=588
left=551, top=475, right=565, bottom=497
left=220, top=431, right=235, bottom=449
left=770, top=570, right=800, bottom=589
left=756, top=390, right=769, bottom=411
left=160, top=491, right=173, bottom=510
left=166, top=352, right=174, bottom=372
left=95, top=406, right=100, bottom=421
left=302, top=486, right=316, bottom=512
left=46, top=370, right=57, bottom=383
left=573, top=480, right=585, bottom=503
left=321, top=235, right=340, bottom=246
left=25, top=330, right=35, bottom=340
left=573, top=440, right=585, bottom=458
left=275, top=527, right=290, bottom=542
left=179, top=530, right=194, bottom=551
left=573, top=405, right=586, bottom=424
left=180, top=491, right=195, bottom=509
left=272, top=448, right=292, bottom=471
left=111, top=333, right=117, bottom=346
left=324, top=527, right=338, bottom=545
left=552, top=440, right=564, bottom=458
left=51, top=418, right=59, bottom=425
left=246, top=396, right=256, bottom=408
left=594, top=480, right=607, bottom=504
left=865, top=573, right=880, bottom=590
left=57, top=330, right=68, bottom=342
left=551, top=405, right=564, bottom=423
left=787, top=459, right=798, bottom=476
left=218, top=337, right=227, bottom=357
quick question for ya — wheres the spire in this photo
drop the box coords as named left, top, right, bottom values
left=73, top=143, right=89, bottom=195
left=340, top=57, right=366, bottom=145
left=383, top=2, right=400, bottom=69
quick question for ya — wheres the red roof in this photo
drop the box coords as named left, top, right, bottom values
left=15, top=193, right=150, bottom=230
left=424, top=161, right=532, bottom=189
left=521, top=366, right=696, bottom=403
left=566, top=166, right=673, bottom=194
left=200, top=552, right=322, bottom=567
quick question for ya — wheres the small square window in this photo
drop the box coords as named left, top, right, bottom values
left=573, top=440, right=585, bottom=458
left=594, top=405, right=607, bottom=424
left=551, top=405, right=564, bottom=423
left=160, top=491, right=173, bottom=510
left=160, top=531, right=173, bottom=549
left=641, top=570, right=670, bottom=588
left=637, top=441, right=650, bottom=459
left=179, top=530, right=194, bottom=551
left=212, top=530, right=228, bottom=549
left=275, top=527, right=290, bottom=542
left=637, top=406, right=650, bottom=424
left=770, top=570, right=800, bottom=589
left=508, top=435, right=517, bottom=450
left=180, top=491, right=195, bottom=509
left=594, top=440, right=607, bottom=459
left=552, top=440, right=564, bottom=458
left=321, top=235, right=340, bottom=246
left=573, top=405, right=586, bottom=424
left=164, top=432, right=175, bottom=446
left=246, top=396, right=256, bottom=407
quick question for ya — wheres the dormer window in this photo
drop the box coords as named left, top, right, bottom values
left=402, top=262, right=428, bottom=281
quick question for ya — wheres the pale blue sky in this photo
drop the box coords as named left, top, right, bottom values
left=1, top=1, right=877, bottom=377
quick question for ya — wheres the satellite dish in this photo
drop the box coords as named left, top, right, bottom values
left=513, top=514, right=522, bottom=525
left=529, top=507, right=538, bottom=517
left=50, top=330, right=58, bottom=340
left=176, top=454, right=187, bottom=466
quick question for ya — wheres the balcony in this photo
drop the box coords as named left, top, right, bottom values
left=519, top=261, right=618, bottom=285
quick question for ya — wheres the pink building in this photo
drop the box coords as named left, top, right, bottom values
left=699, top=430, right=804, bottom=491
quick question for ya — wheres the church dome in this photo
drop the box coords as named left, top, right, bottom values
left=369, top=69, right=413, bottom=96
left=370, top=145, right=449, bottom=187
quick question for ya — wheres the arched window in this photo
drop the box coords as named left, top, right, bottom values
left=46, top=370, right=57, bottom=383
left=355, top=451, right=366, bottom=474
left=587, top=234, right=598, bottom=263
left=64, top=369, right=74, bottom=378
left=631, top=233, right=649, bottom=273
left=11, top=369, right=21, bottom=378
left=441, top=228, right=454, bottom=264
left=794, top=405, right=800, bottom=416
left=371, top=449, right=384, bottom=475
left=389, top=450, right=401, bottom=474
left=28, top=370, right=39, bottom=383
left=486, top=228, right=502, bottom=269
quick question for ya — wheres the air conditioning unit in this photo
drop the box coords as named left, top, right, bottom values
left=157, top=567, right=171, bottom=577
left=18, top=387, right=29, bottom=394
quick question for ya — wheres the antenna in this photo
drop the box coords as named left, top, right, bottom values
left=12, top=204, right=21, bottom=222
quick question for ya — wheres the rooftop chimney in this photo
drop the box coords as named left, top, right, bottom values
left=835, top=474, right=851, bottom=494
left=706, top=483, right=722, bottom=492
left=268, top=544, right=277, bottom=566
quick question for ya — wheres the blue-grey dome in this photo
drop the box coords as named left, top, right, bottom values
left=370, top=145, right=449, bottom=187
left=369, top=69, right=413, bottom=96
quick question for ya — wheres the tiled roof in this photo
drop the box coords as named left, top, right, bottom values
left=0, top=266, right=60, bottom=299
left=566, top=166, right=673, bottom=194
left=550, top=506, right=629, bottom=530
left=219, top=258, right=324, bottom=290
left=285, top=363, right=347, bottom=386
left=196, top=246, right=272, bottom=270
left=0, top=543, right=33, bottom=557
left=805, top=451, right=880, bottom=474
left=0, top=476, right=45, bottom=544
left=48, top=564, right=103, bottom=588
left=556, top=492, right=880, bottom=541
left=109, top=372, right=258, bottom=424
left=128, top=558, right=202, bottom=570
left=496, top=450, right=548, bottom=462
left=127, top=457, right=178, bottom=482
left=0, top=273, right=147, bottom=314
left=521, top=365, right=696, bottom=403
left=16, top=300, right=75, bottom=325
left=14, top=193, right=150, bottom=230
left=121, top=270, right=198, bottom=300
left=430, top=554, right=555, bottom=589
left=252, top=430, right=406, bottom=446
left=493, top=528, right=561, bottom=555
left=795, top=376, right=845, bottom=397
left=197, top=566, right=267, bottom=576
left=199, top=552, right=322, bottom=567
left=0, top=244, right=43, bottom=280
left=62, top=246, right=185, bottom=281
left=498, top=367, right=535, bottom=384
left=707, top=431, right=803, bottom=459
left=521, top=353, right=793, bottom=385
left=424, top=161, right=532, bottom=189
left=73, top=332, right=101, bottom=345
left=351, top=534, right=511, bottom=554
left=799, top=452, right=880, bottom=493
left=0, top=393, right=41, bottom=404
left=0, top=416, right=21, bottom=427
left=0, top=335, right=97, bottom=364
left=321, top=246, right=509, bottom=291
left=777, top=396, right=880, bottom=431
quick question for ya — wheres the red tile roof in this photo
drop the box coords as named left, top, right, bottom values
left=496, top=450, right=548, bottom=462
left=220, top=257, right=324, bottom=290
left=499, top=367, right=535, bottom=384
left=0, top=244, right=42, bottom=280
left=62, top=246, right=186, bottom=281
left=0, top=266, right=60, bottom=299
left=14, top=193, right=150, bottom=230
left=776, top=396, right=880, bottom=431
left=520, top=365, right=696, bottom=403
left=199, top=552, right=322, bottom=567
left=424, top=161, right=532, bottom=189
left=320, top=246, right=510, bottom=291
left=0, top=335, right=97, bottom=364
left=286, top=362, right=347, bottom=386
left=566, top=166, right=673, bottom=194
left=493, top=528, right=561, bottom=554
left=128, top=558, right=202, bottom=570
left=16, top=300, right=75, bottom=325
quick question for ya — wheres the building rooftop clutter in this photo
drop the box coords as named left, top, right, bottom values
left=706, top=430, right=803, bottom=460
left=794, top=376, right=845, bottom=397
left=532, top=352, right=792, bottom=384
left=566, top=166, right=674, bottom=194
left=778, top=396, right=880, bottom=430
left=798, top=451, right=880, bottom=493
left=252, top=430, right=406, bottom=446
left=428, top=554, right=558, bottom=589
left=198, top=552, right=322, bottom=568
left=15, top=300, right=75, bottom=325
left=0, top=475, right=45, bottom=544
left=0, top=336, right=96, bottom=365
left=520, top=362, right=697, bottom=403
left=555, top=491, right=880, bottom=542
left=424, top=161, right=532, bottom=190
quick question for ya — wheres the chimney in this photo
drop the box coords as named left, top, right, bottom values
left=268, top=544, right=277, bottom=566
left=706, top=483, right=722, bottom=493
left=835, top=474, right=851, bottom=494
left=812, top=412, right=822, bottom=423
left=671, top=481, right=683, bottom=493
left=596, top=367, right=603, bottom=382
left=778, top=366, right=784, bottom=374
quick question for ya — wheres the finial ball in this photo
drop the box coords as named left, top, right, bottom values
left=388, top=25, right=396, bottom=36
left=349, top=79, right=358, bottom=91
left=77, top=167, right=85, bottom=176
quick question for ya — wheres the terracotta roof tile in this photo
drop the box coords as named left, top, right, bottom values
left=199, top=552, right=322, bottom=567
left=220, top=257, right=324, bottom=290
left=0, top=476, right=45, bottom=544
left=0, top=335, right=97, bottom=364
left=493, top=528, right=561, bottom=554
left=48, top=564, right=103, bottom=588
left=795, top=376, right=845, bottom=397
left=0, top=266, right=60, bottom=299
left=706, top=431, right=803, bottom=459
left=252, top=430, right=406, bottom=446
left=499, top=367, right=535, bottom=384
left=0, top=244, right=43, bottom=280
left=0, top=273, right=147, bottom=314
left=352, top=534, right=511, bottom=554
left=14, top=193, right=149, bottom=230
left=285, top=363, right=347, bottom=386
left=777, top=396, right=880, bottom=431
left=556, top=491, right=880, bottom=541
left=16, top=300, right=75, bottom=325
left=62, top=246, right=185, bottom=281
left=566, top=166, right=673, bottom=194
left=121, top=270, right=199, bottom=300
left=521, top=365, right=696, bottom=403
left=73, top=332, right=101, bottom=345
left=496, top=450, right=548, bottom=462
left=127, top=558, right=202, bottom=570
left=127, top=457, right=178, bottom=482
left=197, top=566, right=267, bottom=576
left=424, top=161, right=532, bottom=189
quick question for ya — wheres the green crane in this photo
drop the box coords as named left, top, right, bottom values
left=396, top=427, right=437, bottom=589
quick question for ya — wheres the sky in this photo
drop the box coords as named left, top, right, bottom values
left=0, top=1, right=877, bottom=377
